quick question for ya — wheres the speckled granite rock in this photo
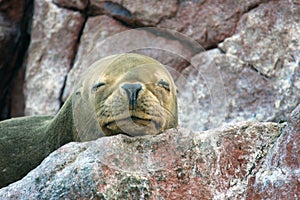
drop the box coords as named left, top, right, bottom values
left=0, top=121, right=286, bottom=199
left=158, top=0, right=268, bottom=48
left=52, top=0, right=88, bottom=11
left=24, top=0, right=85, bottom=115
left=218, top=0, right=300, bottom=123
left=89, top=0, right=178, bottom=26
left=219, top=0, right=300, bottom=78
left=246, top=104, right=300, bottom=199
left=179, top=0, right=300, bottom=130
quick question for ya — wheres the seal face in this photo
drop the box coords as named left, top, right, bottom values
left=89, top=53, right=178, bottom=137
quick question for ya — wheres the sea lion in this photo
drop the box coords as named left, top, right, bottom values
left=0, top=53, right=178, bottom=187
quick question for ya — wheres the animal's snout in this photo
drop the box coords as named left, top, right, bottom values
left=121, top=83, right=142, bottom=110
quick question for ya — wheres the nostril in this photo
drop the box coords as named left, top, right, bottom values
left=121, top=83, right=142, bottom=109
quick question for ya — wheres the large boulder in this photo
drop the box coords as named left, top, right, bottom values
left=179, top=0, right=300, bottom=130
left=158, top=0, right=268, bottom=48
left=1, top=120, right=297, bottom=199
left=24, top=0, right=85, bottom=115
left=246, top=104, right=300, bottom=199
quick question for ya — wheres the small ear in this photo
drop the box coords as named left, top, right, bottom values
left=73, top=84, right=84, bottom=97
left=73, top=86, right=84, bottom=106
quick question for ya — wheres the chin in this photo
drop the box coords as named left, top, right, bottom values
left=102, top=118, right=162, bottom=136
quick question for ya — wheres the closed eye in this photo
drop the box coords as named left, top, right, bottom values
left=158, top=80, right=170, bottom=91
left=92, top=82, right=106, bottom=92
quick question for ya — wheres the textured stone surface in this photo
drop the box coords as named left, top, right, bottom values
left=246, top=104, right=300, bottom=199
left=0, top=122, right=284, bottom=199
left=52, top=0, right=88, bottom=11
left=88, top=0, right=271, bottom=33
left=24, top=0, right=84, bottom=115
left=218, top=0, right=300, bottom=123
left=182, top=49, right=299, bottom=130
left=178, top=49, right=225, bottom=131
left=0, top=0, right=30, bottom=119
left=178, top=0, right=300, bottom=131
left=158, top=0, right=268, bottom=48
left=0, top=0, right=25, bottom=83
left=3, top=0, right=297, bottom=128
left=219, top=0, right=300, bottom=78
left=89, top=0, right=178, bottom=26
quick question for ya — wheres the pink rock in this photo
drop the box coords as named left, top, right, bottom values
left=89, top=0, right=178, bottom=26
left=53, top=0, right=88, bottom=11
left=0, top=121, right=288, bottom=199
left=24, top=0, right=85, bottom=115
left=159, top=0, right=266, bottom=48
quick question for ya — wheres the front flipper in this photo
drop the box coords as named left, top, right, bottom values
left=0, top=116, right=55, bottom=188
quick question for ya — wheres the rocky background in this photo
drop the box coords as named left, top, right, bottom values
left=0, top=0, right=299, bottom=199
left=0, top=0, right=299, bottom=128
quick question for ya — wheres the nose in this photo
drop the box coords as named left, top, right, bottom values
left=122, top=83, right=142, bottom=110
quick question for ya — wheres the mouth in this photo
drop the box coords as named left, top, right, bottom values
left=106, top=116, right=152, bottom=128
left=104, top=116, right=160, bottom=136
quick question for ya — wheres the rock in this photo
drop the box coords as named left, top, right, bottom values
left=0, top=0, right=24, bottom=95
left=181, top=48, right=298, bottom=130
left=218, top=0, right=300, bottom=123
left=0, top=121, right=285, bottom=199
left=11, top=0, right=297, bottom=127
left=52, top=0, right=88, bottom=11
left=24, top=0, right=85, bottom=115
left=178, top=49, right=226, bottom=131
left=0, top=0, right=31, bottom=119
left=245, top=104, right=300, bottom=199
left=158, top=0, right=267, bottom=48
left=132, top=48, right=190, bottom=79
left=290, top=104, right=300, bottom=129
left=88, top=0, right=178, bottom=26
left=178, top=0, right=300, bottom=131
left=219, top=0, right=300, bottom=78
